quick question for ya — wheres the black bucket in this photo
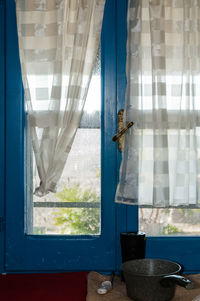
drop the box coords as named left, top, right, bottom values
left=120, top=232, right=146, bottom=281
left=120, top=232, right=146, bottom=263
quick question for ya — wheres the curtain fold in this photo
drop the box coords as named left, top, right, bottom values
left=15, top=0, right=105, bottom=196
left=116, top=0, right=200, bottom=207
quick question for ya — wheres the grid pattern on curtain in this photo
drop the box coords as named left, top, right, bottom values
left=116, top=0, right=200, bottom=207
left=15, top=0, right=105, bottom=196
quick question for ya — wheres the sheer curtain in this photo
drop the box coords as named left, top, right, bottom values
left=15, top=0, right=105, bottom=196
left=116, top=0, right=200, bottom=207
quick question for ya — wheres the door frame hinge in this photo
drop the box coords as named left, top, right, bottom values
left=0, top=217, right=5, bottom=232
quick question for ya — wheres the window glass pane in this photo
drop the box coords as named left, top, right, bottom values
left=139, top=208, right=200, bottom=236
left=26, top=53, right=101, bottom=235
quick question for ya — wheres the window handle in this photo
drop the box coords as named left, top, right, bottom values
left=112, top=109, right=134, bottom=151
left=112, top=121, right=134, bottom=142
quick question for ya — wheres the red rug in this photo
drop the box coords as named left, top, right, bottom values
left=0, top=272, right=88, bottom=301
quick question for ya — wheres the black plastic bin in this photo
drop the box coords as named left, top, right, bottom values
left=120, top=231, right=146, bottom=263
left=120, top=231, right=146, bottom=281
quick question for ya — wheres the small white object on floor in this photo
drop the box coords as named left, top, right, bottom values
left=97, top=280, right=112, bottom=295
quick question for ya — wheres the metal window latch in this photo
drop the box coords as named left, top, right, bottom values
left=112, top=109, right=134, bottom=152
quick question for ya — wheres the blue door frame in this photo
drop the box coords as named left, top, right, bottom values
left=0, top=0, right=5, bottom=274
left=1, top=0, right=200, bottom=274
left=2, top=0, right=136, bottom=273
left=115, top=0, right=139, bottom=272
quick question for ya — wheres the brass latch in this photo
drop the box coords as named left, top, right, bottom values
left=112, top=109, right=134, bottom=152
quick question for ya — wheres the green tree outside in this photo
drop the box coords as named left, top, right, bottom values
left=53, top=185, right=100, bottom=235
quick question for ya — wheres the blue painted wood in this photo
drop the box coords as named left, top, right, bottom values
left=5, top=0, right=117, bottom=272
left=4, top=0, right=200, bottom=274
left=101, top=0, right=118, bottom=270
left=115, top=0, right=128, bottom=272
left=116, top=0, right=138, bottom=234
left=146, top=236, right=200, bottom=273
left=0, top=0, right=5, bottom=274
left=115, top=0, right=138, bottom=271
left=5, top=0, right=24, bottom=272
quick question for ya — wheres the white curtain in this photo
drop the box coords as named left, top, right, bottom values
left=116, top=0, right=200, bottom=207
left=15, top=0, right=105, bottom=196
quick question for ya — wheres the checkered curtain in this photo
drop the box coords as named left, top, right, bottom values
left=116, top=0, right=200, bottom=207
left=15, top=0, right=105, bottom=196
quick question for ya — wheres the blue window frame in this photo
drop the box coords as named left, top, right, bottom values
left=0, top=0, right=5, bottom=273
left=0, top=0, right=200, bottom=274
left=1, top=0, right=136, bottom=273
